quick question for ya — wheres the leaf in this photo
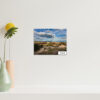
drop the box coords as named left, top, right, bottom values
left=4, top=27, right=18, bottom=39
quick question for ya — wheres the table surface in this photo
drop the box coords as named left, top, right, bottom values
left=0, top=85, right=100, bottom=94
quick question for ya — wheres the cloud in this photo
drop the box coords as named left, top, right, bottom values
left=52, top=37, right=66, bottom=42
left=34, top=29, right=67, bottom=42
left=35, top=30, right=55, bottom=39
left=36, top=32, right=55, bottom=38
left=53, top=29, right=67, bottom=36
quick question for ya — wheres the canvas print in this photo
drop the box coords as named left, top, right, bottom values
left=34, top=29, right=67, bottom=55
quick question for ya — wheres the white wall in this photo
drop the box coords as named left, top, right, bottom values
left=0, top=0, right=100, bottom=86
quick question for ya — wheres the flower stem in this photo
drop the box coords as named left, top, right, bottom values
left=4, top=39, right=7, bottom=62
left=0, top=57, right=2, bottom=63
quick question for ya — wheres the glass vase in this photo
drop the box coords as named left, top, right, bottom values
left=0, top=62, right=11, bottom=92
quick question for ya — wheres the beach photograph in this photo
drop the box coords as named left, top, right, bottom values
left=34, top=28, right=67, bottom=55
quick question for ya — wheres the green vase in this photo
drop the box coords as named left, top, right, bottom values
left=0, top=62, right=11, bottom=92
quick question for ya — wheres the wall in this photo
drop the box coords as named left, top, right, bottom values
left=0, top=0, right=100, bottom=86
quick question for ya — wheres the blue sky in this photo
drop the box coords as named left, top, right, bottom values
left=34, top=29, right=67, bottom=42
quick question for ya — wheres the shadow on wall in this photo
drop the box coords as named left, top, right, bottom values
left=0, top=27, right=6, bottom=38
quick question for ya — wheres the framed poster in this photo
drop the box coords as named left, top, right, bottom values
left=34, top=28, right=67, bottom=55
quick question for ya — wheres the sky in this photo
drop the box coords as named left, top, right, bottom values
left=34, top=29, right=67, bottom=42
